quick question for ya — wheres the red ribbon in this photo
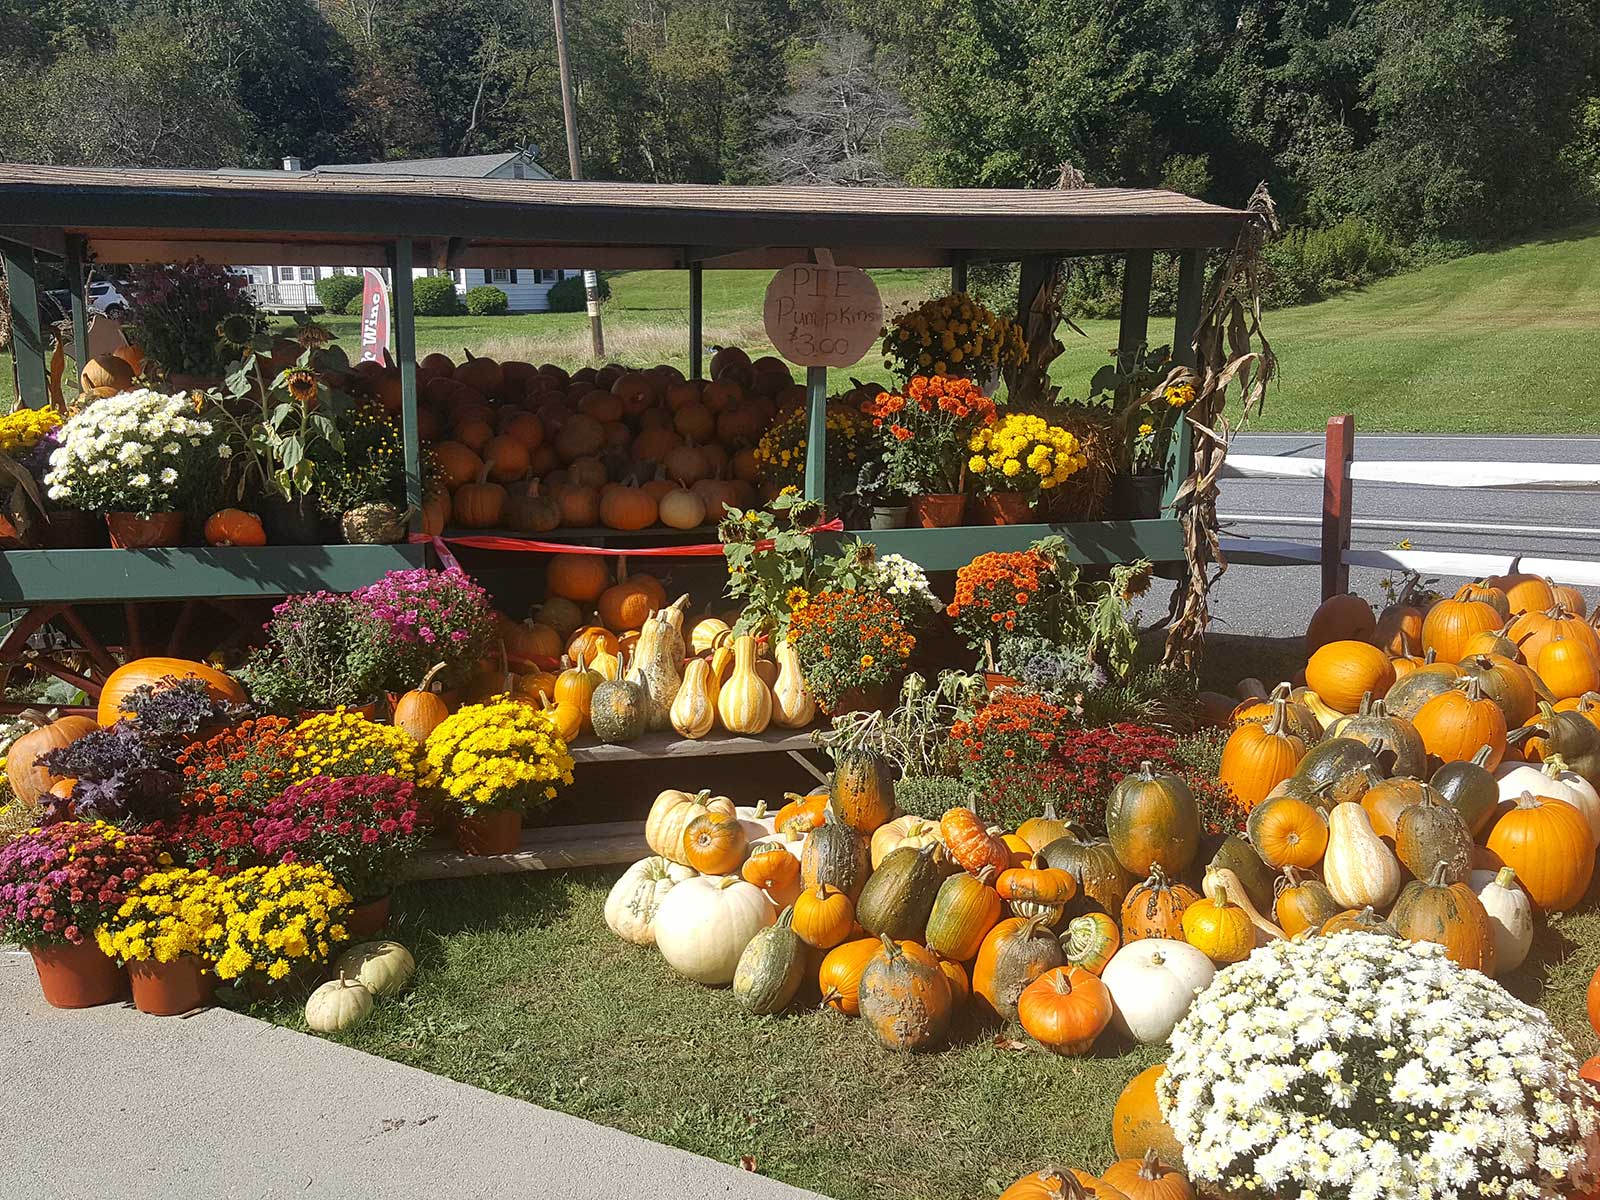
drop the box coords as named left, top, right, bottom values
left=413, top=519, right=845, bottom=565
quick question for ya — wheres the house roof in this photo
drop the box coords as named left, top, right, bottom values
left=303, top=152, right=552, bottom=179
left=0, top=163, right=1254, bottom=269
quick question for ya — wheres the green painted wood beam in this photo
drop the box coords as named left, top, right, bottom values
left=0, top=544, right=432, bottom=605
left=1172, top=250, right=1205, bottom=368
left=1, top=240, right=49, bottom=409
left=389, top=241, right=424, bottom=524
left=802, top=365, right=827, bottom=502
left=65, top=235, right=89, bottom=372
left=1118, top=250, right=1155, bottom=360
left=688, top=264, right=703, bottom=379
left=818, top=518, right=1187, bottom=572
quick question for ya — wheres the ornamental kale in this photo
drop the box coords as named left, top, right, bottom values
left=993, top=635, right=1104, bottom=706
left=119, top=675, right=252, bottom=740
left=351, top=566, right=494, bottom=692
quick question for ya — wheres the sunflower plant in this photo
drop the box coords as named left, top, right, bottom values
left=209, top=342, right=353, bottom=504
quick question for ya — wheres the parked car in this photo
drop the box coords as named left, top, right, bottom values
left=87, top=281, right=129, bottom=317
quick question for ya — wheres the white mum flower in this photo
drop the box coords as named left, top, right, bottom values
left=129, top=473, right=151, bottom=488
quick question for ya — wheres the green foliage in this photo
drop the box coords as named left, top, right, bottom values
left=464, top=285, right=508, bottom=316
left=891, top=774, right=971, bottom=821
left=314, top=274, right=365, bottom=316
left=411, top=276, right=461, bottom=317
left=545, top=273, right=609, bottom=313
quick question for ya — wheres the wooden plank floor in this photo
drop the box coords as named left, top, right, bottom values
left=405, top=820, right=648, bottom=880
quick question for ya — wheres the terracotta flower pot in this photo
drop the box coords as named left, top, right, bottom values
left=128, top=955, right=215, bottom=1016
left=454, top=808, right=523, bottom=856
left=29, top=940, right=128, bottom=1009
left=908, top=493, right=966, bottom=528
left=346, top=894, right=392, bottom=938
left=41, top=509, right=108, bottom=548
left=106, top=510, right=184, bottom=549
left=976, top=492, right=1036, bottom=525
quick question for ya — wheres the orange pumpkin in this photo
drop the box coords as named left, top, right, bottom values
left=792, top=883, right=856, bottom=949
left=567, top=626, right=621, bottom=668
left=1485, top=791, right=1596, bottom=912
left=1101, top=1150, right=1193, bottom=1200
left=1246, top=793, right=1329, bottom=869
left=451, top=468, right=506, bottom=528
left=1305, top=640, right=1395, bottom=714
left=392, top=663, right=450, bottom=741
left=1119, top=866, right=1201, bottom=941
left=1512, top=604, right=1600, bottom=664
left=97, top=657, right=246, bottom=726
left=1218, top=697, right=1305, bottom=808
left=1422, top=595, right=1503, bottom=663
left=818, top=937, right=880, bottom=1015
left=1017, top=966, right=1114, bottom=1056
left=1536, top=633, right=1600, bottom=701
left=742, top=841, right=801, bottom=894
left=1305, top=593, right=1376, bottom=653
left=1413, top=677, right=1507, bottom=768
left=1112, top=1064, right=1185, bottom=1165
left=431, top=440, right=483, bottom=490
left=203, top=508, right=266, bottom=547
left=682, top=808, right=747, bottom=874
left=599, top=484, right=658, bottom=532
left=596, top=566, right=667, bottom=633
left=938, top=807, right=1012, bottom=875
left=5, top=712, right=97, bottom=807
left=547, top=554, right=609, bottom=603
left=1488, top=570, right=1556, bottom=617
left=774, top=790, right=829, bottom=835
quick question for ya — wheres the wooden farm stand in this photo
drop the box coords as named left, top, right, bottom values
left=0, top=164, right=1251, bottom=865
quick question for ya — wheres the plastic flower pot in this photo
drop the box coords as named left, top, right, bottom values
left=1109, top=472, right=1164, bottom=520
left=345, top=894, right=392, bottom=938
left=41, top=509, right=108, bottom=549
left=260, top=496, right=322, bottom=545
left=868, top=505, right=908, bottom=529
left=908, top=493, right=966, bottom=528
left=106, top=510, right=184, bottom=549
left=976, top=492, right=1036, bottom=525
left=29, top=940, right=128, bottom=1009
left=454, top=808, right=523, bottom=856
left=128, top=955, right=215, bottom=1016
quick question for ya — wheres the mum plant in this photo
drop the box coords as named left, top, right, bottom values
left=237, top=592, right=391, bottom=714
left=212, top=862, right=352, bottom=983
left=43, top=388, right=221, bottom=515
left=123, top=259, right=261, bottom=379
left=259, top=775, right=429, bottom=902
left=752, top=402, right=874, bottom=502
left=0, top=820, right=173, bottom=947
left=861, top=374, right=998, bottom=496
left=95, top=867, right=228, bottom=965
left=879, top=291, right=1027, bottom=382
left=177, top=715, right=301, bottom=810
left=289, top=709, right=441, bottom=790
left=966, top=412, right=1089, bottom=500
left=1161, top=931, right=1600, bottom=1200
left=785, top=588, right=916, bottom=711
left=351, top=566, right=495, bottom=692
left=425, top=699, right=574, bottom=817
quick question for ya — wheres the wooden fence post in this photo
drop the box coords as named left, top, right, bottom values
left=1321, top=415, right=1355, bottom=599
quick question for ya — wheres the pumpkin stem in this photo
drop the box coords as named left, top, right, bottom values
left=1494, top=865, right=1518, bottom=889
left=1516, top=789, right=1541, bottom=810
left=975, top=864, right=998, bottom=886
left=417, top=662, right=447, bottom=693
left=877, top=932, right=900, bottom=960
left=1139, top=1148, right=1165, bottom=1179
left=1470, top=744, right=1495, bottom=767
left=1545, top=754, right=1569, bottom=776
left=1049, top=968, right=1074, bottom=995
left=1426, top=860, right=1451, bottom=886
left=1264, top=695, right=1291, bottom=738
left=1136, top=759, right=1156, bottom=780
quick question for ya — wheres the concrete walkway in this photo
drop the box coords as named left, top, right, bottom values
left=0, top=950, right=827, bottom=1200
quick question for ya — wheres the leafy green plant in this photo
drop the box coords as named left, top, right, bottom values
left=211, top=342, right=350, bottom=503
left=718, top=490, right=830, bottom=638
left=465, top=285, right=509, bottom=316
left=816, top=670, right=980, bottom=777
left=313, top=274, right=365, bottom=316
left=892, top=774, right=971, bottom=821
left=412, top=276, right=461, bottom=316
left=546, top=273, right=610, bottom=312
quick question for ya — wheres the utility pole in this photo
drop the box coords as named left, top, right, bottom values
left=552, top=0, right=605, bottom=360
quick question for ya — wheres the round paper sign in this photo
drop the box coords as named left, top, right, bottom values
left=762, top=263, right=883, bottom=368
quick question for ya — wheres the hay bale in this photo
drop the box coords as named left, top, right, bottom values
left=1038, top=405, right=1115, bottom=521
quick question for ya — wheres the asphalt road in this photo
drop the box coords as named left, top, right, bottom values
left=1150, top=433, right=1600, bottom=641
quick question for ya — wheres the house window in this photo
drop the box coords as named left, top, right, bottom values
left=488, top=268, right=519, bottom=284
left=533, top=269, right=562, bottom=284
left=275, top=266, right=296, bottom=283
left=299, top=267, right=317, bottom=281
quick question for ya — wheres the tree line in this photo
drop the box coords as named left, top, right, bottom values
left=1, top=0, right=1595, bottom=248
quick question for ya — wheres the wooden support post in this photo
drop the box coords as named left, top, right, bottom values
left=688, top=263, right=703, bottom=379
left=1016, top=256, right=1049, bottom=328
left=1118, top=250, right=1154, bottom=366
left=951, top=254, right=967, bottom=294
left=802, top=365, right=827, bottom=503
left=1172, top=250, right=1204, bottom=368
left=65, top=235, right=90, bottom=375
left=390, top=240, right=424, bottom=526
left=1, top=239, right=48, bottom=409
left=1321, top=415, right=1355, bottom=600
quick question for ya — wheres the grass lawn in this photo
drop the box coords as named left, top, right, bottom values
left=268, top=865, right=1600, bottom=1200
left=8, top=221, right=1599, bottom=431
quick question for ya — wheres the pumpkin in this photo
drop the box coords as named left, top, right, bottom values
left=1106, top=761, right=1200, bottom=877
left=605, top=855, right=697, bottom=946
left=1485, top=790, right=1596, bottom=912
left=1373, top=576, right=1426, bottom=657
left=1422, top=595, right=1503, bottom=663
left=769, top=640, right=815, bottom=730
left=830, top=745, right=896, bottom=834
left=1040, top=829, right=1138, bottom=917
left=1496, top=755, right=1600, bottom=841
left=934, top=954, right=969, bottom=1007
left=1456, top=652, right=1541, bottom=728
left=1325, top=694, right=1426, bottom=778
left=1100, top=1152, right=1191, bottom=1200
left=1319, top=906, right=1400, bottom=937
left=1393, top=787, right=1474, bottom=883
left=1358, top=773, right=1427, bottom=840
left=1289, top=737, right=1387, bottom=806
left=598, top=483, right=657, bottom=532
left=1431, top=745, right=1503, bottom=838
left=1322, top=802, right=1402, bottom=910
left=1460, top=619, right=1524, bottom=662
left=391, top=663, right=451, bottom=742
left=1062, top=911, right=1120, bottom=976
left=1454, top=579, right=1511, bottom=619
left=1180, top=884, right=1255, bottom=965
left=452, top=464, right=506, bottom=528
left=973, top=914, right=1066, bottom=1022
left=1390, top=861, right=1495, bottom=971
left=996, top=856, right=1078, bottom=925
left=1466, top=866, right=1533, bottom=977
left=800, top=805, right=870, bottom=901
left=657, top=487, right=707, bottom=530
left=1305, top=640, right=1396, bottom=714
left=669, top=657, right=718, bottom=739
left=533, top=597, right=584, bottom=639
left=1517, top=701, right=1600, bottom=780
left=1246, top=794, right=1328, bottom=870
left=535, top=691, right=583, bottom=743
left=1208, top=836, right=1278, bottom=915
left=742, top=837, right=802, bottom=902
left=775, top=790, right=828, bottom=836
left=1017, top=800, right=1072, bottom=853
left=554, top=651, right=602, bottom=733
left=304, top=973, right=374, bottom=1034
left=855, top=843, right=945, bottom=941
left=645, top=788, right=734, bottom=864
left=547, top=554, right=609, bottom=603
left=653, top=874, right=775, bottom=985
left=1489, top=570, right=1557, bottom=616
left=1273, top=866, right=1344, bottom=937
left=203, top=508, right=266, bottom=547
left=96, top=657, right=245, bottom=727
left=716, top=634, right=772, bottom=735
left=1018, top=965, right=1114, bottom=1056
left=589, top=677, right=649, bottom=743
left=1100, top=938, right=1215, bottom=1044
left=1513, top=603, right=1600, bottom=664
left=1305, top=592, right=1376, bottom=652
left=1203, top=866, right=1284, bottom=942
left=1413, top=677, right=1507, bottom=768
left=6, top=711, right=97, bottom=808
left=1112, top=1065, right=1186, bottom=1165
left=1119, top=866, right=1201, bottom=942
left=596, top=567, right=667, bottom=633
left=1384, top=660, right=1465, bottom=721
left=682, top=808, right=747, bottom=875
left=335, top=940, right=415, bottom=997
left=1589, top=964, right=1600, bottom=1038
left=1536, top=633, right=1600, bottom=701
left=79, top=352, right=136, bottom=392
left=924, top=866, right=1003, bottom=962
left=732, top=906, right=808, bottom=1014
left=1218, top=697, right=1305, bottom=808
left=819, top=937, right=881, bottom=1015
left=1231, top=682, right=1324, bottom=744
left=870, top=814, right=942, bottom=869
left=939, top=807, right=1012, bottom=875
left=858, top=934, right=953, bottom=1051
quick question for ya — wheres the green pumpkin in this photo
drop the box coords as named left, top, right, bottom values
left=800, top=805, right=870, bottom=901
left=732, top=907, right=808, bottom=1015
left=1393, top=788, right=1473, bottom=883
left=590, top=678, right=648, bottom=743
left=1429, top=745, right=1501, bottom=838
left=1294, top=737, right=1387, bottom=804
left=1208, top=834, right=1276, bottom=915
left=1384, top=669, right=1461, bottom=722
left=1105, top=760, right=1200, bottom=877
left=1039, top=828, right=1136, bottom=917
left=1325, top=695, right=1426, bottom=778
left=829, top=745, right=896, bottom=833
left=1516, top=703, right=1600, bottom=784
left=855, top=843, right=946, bottom=940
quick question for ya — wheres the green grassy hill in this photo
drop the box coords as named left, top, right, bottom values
left=7, top=223, right=1598, bottom=431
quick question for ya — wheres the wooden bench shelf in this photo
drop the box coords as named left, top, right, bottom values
left=566, top=727, right=819, bottom=763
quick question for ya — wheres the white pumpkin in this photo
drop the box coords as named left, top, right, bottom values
left=653, top=874, right=776, bottom=985
left=1471, top=866, right=1535, bottom=976
left=751, top=828, right=808, bottom=862
left=870, top=815, right=943, bottom=870
left=1322, top=802, right=1402, bottom=910
left=1494, top=758, right=1600, bottom=841
left=304, top=974, right=374, bottom=1033
left=1100, top=938, right=1215, bottom=1044
left=735, top=801, right=776, bottom=844
left=334, top=940, right=415, bottom=997
left=604, top=855, right=697, bottom=946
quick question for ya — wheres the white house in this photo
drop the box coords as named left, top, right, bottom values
left=239, top=150, right=579, bottom=314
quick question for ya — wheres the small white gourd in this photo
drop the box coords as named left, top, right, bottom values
left=652, top=874, right=775, bottom=986
left=1471, top=866, right=1535, bottom=976
left=1322, top=801, right=1402, bottom=910
left=604, top=855, right=697, bottom=946
left=335, top=940, right=415, bottom=997
left=304, top=973, right=374, bottom=1033
left=1099, top=938, right=1215, bottom=1044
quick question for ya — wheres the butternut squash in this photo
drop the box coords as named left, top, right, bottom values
left=1321, top=802, right=1402, bottom=910
left=769, top=640, right=815, bottom=729
left=717, top=634, right=772, bottom=735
